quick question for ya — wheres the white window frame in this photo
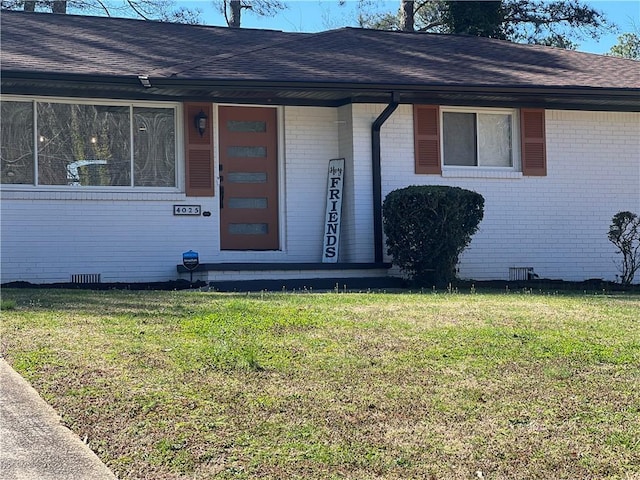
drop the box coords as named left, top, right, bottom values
left=1, top=95, right=184, bottom=193
left=440, top=106, right=520, bottom=172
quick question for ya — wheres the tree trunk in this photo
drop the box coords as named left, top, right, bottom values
left=228, top=0, right=241, bottom=27
left=400, top=0, right=415, bottom=32
left=52, top=1, right=67, bottom=13
left=23, top=1, right=36, bottom=12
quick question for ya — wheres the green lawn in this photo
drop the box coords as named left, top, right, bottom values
left=1, top=289, right=639, bottom=479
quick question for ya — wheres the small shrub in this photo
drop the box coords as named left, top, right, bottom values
left=0, top=299, right=17, bottom=310
left=608, top=211, right=640, bottom=285
left=383, top=185, right=484, bottom=286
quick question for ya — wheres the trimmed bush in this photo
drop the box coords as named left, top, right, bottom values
left=383, top=185, right=484, bottom=286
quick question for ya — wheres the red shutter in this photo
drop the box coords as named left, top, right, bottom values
left=521, top=109, right=547, bottom=176
left=414, top=105, right=441, bottom=174
left=184, top=102, right=214, bottom=196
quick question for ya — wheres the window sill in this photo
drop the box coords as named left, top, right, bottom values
left=1, top=186, right=186, bottom=201
left=441, top=168, right=522, bottom=179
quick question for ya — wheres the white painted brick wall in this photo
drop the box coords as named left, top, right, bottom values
left=376, top=106, right=640, bottom=281
left=1, top=105, right=342, bottom=283
left=338, top=104, right=356, bottom=262
left=282, top=106, right=339, bottom=260
left=349, top=104, right=380, bottom=263
left=0, top=192, right=218, bottom=283
left=2, top=103, right=637, bottom=284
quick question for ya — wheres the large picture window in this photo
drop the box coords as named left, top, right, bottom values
left=442, top=108, right=516, bottom=168
left=1, top=101, right=34, bottom=185
left=1, top=99, right=177, bottom=188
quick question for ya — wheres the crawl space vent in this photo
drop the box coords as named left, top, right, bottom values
left=70, top=273, right=101, bottom=284
left=509, top=267, right=534, bottom=281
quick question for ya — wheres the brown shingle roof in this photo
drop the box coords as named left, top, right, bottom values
left=1, top=10, right=638, bottom=110
left=184, top=27, right=639, bottom=89
left=0, top=10, right=302, bottom=77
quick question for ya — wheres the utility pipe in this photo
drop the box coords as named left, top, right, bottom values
left=371, top=92, right=399, bottom=263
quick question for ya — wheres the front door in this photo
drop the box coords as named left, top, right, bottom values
left=218, top=106, right=279, bottom=250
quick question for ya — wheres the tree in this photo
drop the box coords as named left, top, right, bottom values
left=218, top=0, right=286, bottom=28
left=399, top=0, right=414, bottom=32
left=357, top=0, right=445, bottom=33
left=608, top=211, right=640, bottom=285
left=608, top=32, right=640, bottom=60
left=443, top=1, right=505, bottom=39
left=502, top=0, right=610, bottom=47
left=51, top=0, right=65, bottom=13
left=0, top=0, right=202, bottom=23
left=357, top=0, right=611, bottom=49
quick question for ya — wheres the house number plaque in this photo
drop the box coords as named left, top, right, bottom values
left=173, top=205, right=201, bottom=216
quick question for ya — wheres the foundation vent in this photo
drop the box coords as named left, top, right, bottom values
left=70, top=273, right=101, bottom=284
left=509, top=267, right=535, bottom=281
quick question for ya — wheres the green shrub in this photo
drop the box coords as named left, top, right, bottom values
left=608, top=211, right=640, bottom=285
left=0, top=299, right=17, bottom=310
left=383, top=185, right=484, bottom=286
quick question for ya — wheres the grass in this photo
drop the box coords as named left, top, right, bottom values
left=1, top=288, right=639, bottom=479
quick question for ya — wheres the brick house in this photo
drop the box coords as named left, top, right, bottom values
left=1, top=11, right=639, bottom=285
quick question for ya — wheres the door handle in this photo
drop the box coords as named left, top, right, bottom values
left=218, top=164, right=224, bottom=209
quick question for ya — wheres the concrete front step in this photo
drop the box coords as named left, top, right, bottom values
left=176, top=262, right=403, bottom=290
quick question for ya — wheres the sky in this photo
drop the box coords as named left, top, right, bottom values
left=179, top=0, right=640, bottom=55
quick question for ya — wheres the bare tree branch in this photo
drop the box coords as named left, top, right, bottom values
left=126, top=0, right=150, bottom=20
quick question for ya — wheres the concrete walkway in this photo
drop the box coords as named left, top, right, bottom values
left=0, top=359, right=117, bottom=480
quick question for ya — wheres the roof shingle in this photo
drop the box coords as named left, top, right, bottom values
left=2, top=10, right=638, bottom=91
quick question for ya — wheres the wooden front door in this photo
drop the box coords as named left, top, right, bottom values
left=219, top=106, right=279, bottom=250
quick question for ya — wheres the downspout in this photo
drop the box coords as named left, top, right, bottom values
left=371, top=92, right=399, bottom=263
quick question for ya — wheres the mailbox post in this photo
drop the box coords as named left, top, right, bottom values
left=182, top=250, right=199, bottom=285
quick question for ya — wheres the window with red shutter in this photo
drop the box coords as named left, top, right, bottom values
left=414, top=105, right=547, bottom=177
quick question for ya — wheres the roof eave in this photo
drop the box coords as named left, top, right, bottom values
left=2, top=71, right=639, bottom=112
